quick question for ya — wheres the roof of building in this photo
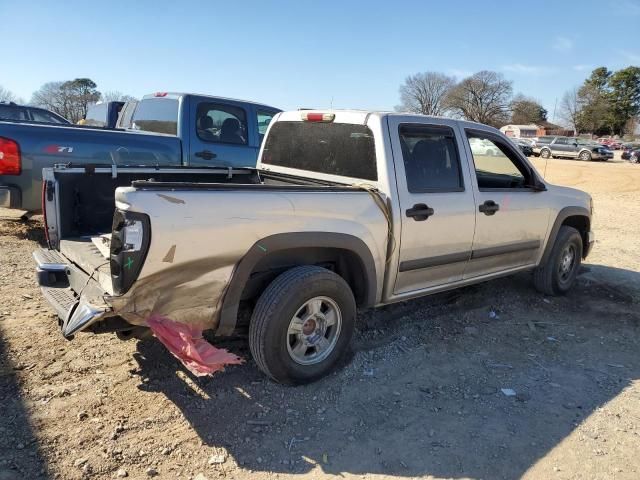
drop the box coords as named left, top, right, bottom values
left=500, top=124, right=539, bottom=130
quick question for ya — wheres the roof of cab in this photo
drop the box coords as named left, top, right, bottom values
left=276, top=109, right=499, bottom=133
left=141, top=92, right=281, bottom=110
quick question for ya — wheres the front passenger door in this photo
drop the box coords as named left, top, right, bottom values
left=463, top=129, right=550, bottom=278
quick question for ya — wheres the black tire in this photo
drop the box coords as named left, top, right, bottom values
left=533, top=226, right=583, bottom=296
left=540, top=149, right=551, bottom=159
left=249, top=266, right=356, bottom=385
left=579, top=150, right=592, bottom=161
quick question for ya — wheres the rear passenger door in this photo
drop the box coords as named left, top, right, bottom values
left=388, top=117, right=477, bottom=294
left=188, top=97, right=259, bottom=168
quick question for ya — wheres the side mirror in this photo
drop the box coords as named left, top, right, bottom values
left=526, top=178, right=547, bottom=191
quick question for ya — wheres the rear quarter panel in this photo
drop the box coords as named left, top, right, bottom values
left=110, top=187, right=388, bottom=328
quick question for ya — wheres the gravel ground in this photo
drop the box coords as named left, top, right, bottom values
left=0, top=155, right=639, bottom=480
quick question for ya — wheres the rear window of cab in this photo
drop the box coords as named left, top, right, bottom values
left=261, top=121, right=377, bottom=181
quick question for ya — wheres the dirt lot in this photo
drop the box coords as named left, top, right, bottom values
left=1, top=156, right=639, bottom=480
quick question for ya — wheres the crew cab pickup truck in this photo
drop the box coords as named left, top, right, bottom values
left=532, top=136, right=613, bottom=161
left=0, top=93, right=280, bottom=212
left=34, top=110, right=594, bottom=384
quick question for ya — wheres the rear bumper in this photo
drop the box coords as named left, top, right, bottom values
left=0, top=185, right=21, bottom=209
left=33, top=248, right=128, bottom=337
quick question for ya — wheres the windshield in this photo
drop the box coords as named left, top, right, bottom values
left=261, top=121, right=377, bottom=181
left=131, top=98, right=179, bottom=135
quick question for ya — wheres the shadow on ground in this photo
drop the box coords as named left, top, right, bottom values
left=129, top=264, right=639, bottom=478
left=0, top=218, right=47, bottom=246
left=0, top=330, right=50, bottom=479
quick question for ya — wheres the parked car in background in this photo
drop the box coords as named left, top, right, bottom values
left=511, top=138, right=534, bottom=156
left=0, top=101, right=70, bottom=125
left=629, top=149, right=640, bottom=163
left=0, top=92, right=280, bottom=211
left=34, top=110, right=594, bottom=383
left=621, top=143, right=640, bottom=160
left=533, top=136, right=613, bottom=161
left=469, top=137, right=500, bottom=155
left=115, top=100, right=138, bottom=129
left=84, top=101, right=135, bottom=128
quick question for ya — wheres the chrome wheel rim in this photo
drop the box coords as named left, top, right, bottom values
left=286, top=296, right=342, bottom=365
left=558, top=244, right=576, bottom=283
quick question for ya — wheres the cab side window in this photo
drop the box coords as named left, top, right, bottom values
left=399, top=125, right=463, bottom=193
left=196, top=103, right=248, bottom=145
left=257, top=110, right=276, bottom=143
left=466, top=131, right=532, bottom=189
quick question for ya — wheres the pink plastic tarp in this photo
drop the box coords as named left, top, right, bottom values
left=147, top=315, right=243, bottom=376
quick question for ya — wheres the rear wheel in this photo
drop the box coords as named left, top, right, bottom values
left=249, top=266, right=356, bottom=384
left=533, top=226, right=583, bottom=295
left=540, top=148, right=551, bottom=159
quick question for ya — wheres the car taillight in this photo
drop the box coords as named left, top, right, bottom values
left=154, top=92, right=168, bottom=97
left=301, top=112, right=335, bottom=122
left=0, top=137, right=21, bottom=175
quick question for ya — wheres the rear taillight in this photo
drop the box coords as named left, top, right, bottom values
left=110, top=210, right=151, bottom=295
left=0, top=137, right=21, bottom=175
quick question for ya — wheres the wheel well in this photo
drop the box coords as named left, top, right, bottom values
left=240, top=247, right=369, bottom=307
left=561, top=215, right=589, bottom=253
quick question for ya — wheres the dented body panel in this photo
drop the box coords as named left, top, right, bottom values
left=111, top=186, right=388, bottom=329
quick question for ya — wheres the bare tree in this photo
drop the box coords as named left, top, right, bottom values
left=445, top=71, right=513, bottom=127
left=31, top=79, right=101, bottom=123
left=395, top=72, right=456, bottom=116
left=0, top=85, right=18, bottom=103
left=31, top=81, right=70, bottom=117
left=101, top=91, right=137, bottom=103
left=559, top=87, right=581, bottom=132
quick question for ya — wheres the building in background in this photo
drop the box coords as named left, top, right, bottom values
left=501, top=121, right=574, bottom=138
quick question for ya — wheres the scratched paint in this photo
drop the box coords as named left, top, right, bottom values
left=156, top=193, right=186, bottom=205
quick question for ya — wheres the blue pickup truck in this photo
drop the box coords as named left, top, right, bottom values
left=0, top=93, right=281, bottom=212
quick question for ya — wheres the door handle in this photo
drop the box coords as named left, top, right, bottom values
left=406, top=203, right=435, bottom=221
left=195, top=150, right=217, bottom=160
left=479, top=200, right=500, bottom=216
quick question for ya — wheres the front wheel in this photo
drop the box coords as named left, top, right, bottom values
left=533, top=226, right=583, bottom=295
left=249, top=266, right=356, bottom=384
left=579, top=150, right=592, bottom=161
left=540, top=149, right=551, bottom=159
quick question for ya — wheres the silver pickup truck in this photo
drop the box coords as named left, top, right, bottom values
left=34, top=110, right=594, bottom=384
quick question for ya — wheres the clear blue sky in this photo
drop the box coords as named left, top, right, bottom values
left=2, top=0, right=639, bottom=124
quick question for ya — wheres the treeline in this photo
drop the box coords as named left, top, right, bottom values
left=396, top=71, right=546, bottom=128
left=559, top=67, right=640, bottom=136
left=0, top=79, right=136, bottom=124
left=397, top=66, right=640, bottom=136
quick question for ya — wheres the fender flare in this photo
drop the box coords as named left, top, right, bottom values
left=216, top=232, right=378, bottom=336
left=539, top=206, right=590, bottom=265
